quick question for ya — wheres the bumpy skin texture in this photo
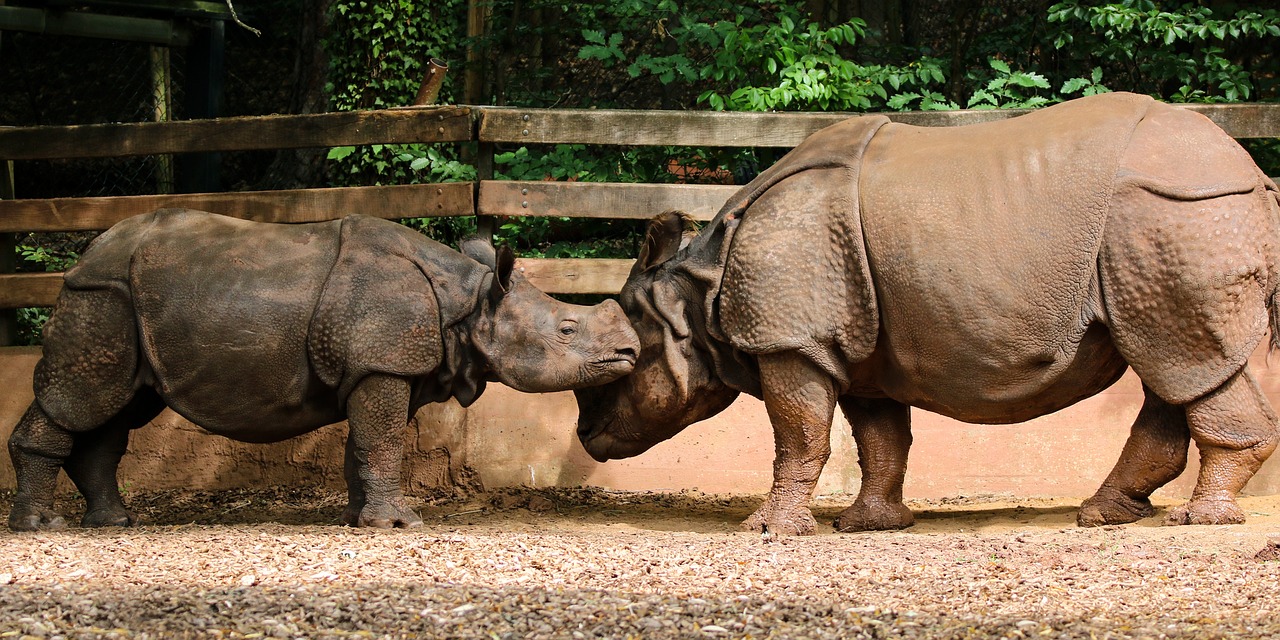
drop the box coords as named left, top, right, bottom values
left=8, top=209, right=639, bottom=531
left=576, top=92, right=1280, bottom=534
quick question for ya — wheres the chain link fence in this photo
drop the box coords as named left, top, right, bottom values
left=1, top=29, right=190, bottom=342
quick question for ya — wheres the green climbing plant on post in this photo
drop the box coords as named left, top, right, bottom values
left=324, top=0, right=475, bottom=244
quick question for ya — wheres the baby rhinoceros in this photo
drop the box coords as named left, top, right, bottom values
left=7, top=209, right=640, bottom=531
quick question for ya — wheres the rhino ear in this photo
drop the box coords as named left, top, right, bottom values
left=460, top=237, right=497, bottom=270
left=636, top=211, right=688, bottom=274
left=494, top=244, right=516, bottom=295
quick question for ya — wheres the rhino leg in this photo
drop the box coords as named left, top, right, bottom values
left=8, top=287, right=148, bottom=531
left=1078, top=386, right=1189, bottom=527
left=66, top=390, right=165, bottom=528
left=8, top=404, right=74, bottom=531
left=833, top=397, right=915, bottom=532
left=341, top=373, right=422, bottom=528
left=341, top=434, right=367, bottom=526
left=741, top=352, right=835, bottom=537
left=1165, top=366, right=1278, bottom=525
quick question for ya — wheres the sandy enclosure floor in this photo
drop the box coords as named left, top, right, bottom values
left=0, top=487, right=1278, bottom=639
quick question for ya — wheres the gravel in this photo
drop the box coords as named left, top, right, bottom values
left=1, top=486, right=1278, bottom=638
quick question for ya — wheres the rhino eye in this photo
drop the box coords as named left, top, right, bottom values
left=559, top=321, right=578, bottom=336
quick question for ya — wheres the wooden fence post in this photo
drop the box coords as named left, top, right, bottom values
left=150, top=44, right=174, bottom=195
left=475, top=139, right=496, bottom=244
left=178, top=19, right=225, bottom=193
left=0, top=162, right=18, bottom=346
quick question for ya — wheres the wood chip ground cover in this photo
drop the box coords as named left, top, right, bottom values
left=1, top=487, right=1278, bottom=638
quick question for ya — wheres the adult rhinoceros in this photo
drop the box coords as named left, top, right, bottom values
left=575, top=92, right=1280, bottom=534
left=8, top=209, right=640, bottom=531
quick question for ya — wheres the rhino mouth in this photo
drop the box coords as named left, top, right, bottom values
left=588, top=353, right=639, bottom=380
left=578, top=419, right=653, bottom=462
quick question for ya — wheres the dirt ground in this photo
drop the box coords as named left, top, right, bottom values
left=0, top=486, right=1278, bottom=639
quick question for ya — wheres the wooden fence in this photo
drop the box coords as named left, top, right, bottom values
left=1, top=102, right=1278, bottom=310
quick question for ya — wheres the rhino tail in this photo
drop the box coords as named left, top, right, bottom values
left=1269, top=183, right=1280, bottom=357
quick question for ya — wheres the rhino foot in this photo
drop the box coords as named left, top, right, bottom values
left=1077, top=490, right=1154, bottom=527
left=9, top=504, right=68, bottom=532
left=82, top=507, right=137, bottom=528
left=344, top=498, right=423, bottom=529
left=741, top=501, right=817, bottom=536
left=833, top=498, right=914, bottom=532
left=1163, top=498, right=1246, bottom=526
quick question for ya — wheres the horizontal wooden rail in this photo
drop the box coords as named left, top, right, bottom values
left=0, top=106, right=472, bottom=161
left=0, top=183, right=474, bottom=233
left=0, top=273, right=61, bottom=309
left=0, top=257, right=638, bottom=308
left=3, top=101, right=1274, bottom=161
left=516, top=258, right=635, bottom=295
left=479, top=181, right=737, bottom=221
left=479, top=102, right=1280, bottom=147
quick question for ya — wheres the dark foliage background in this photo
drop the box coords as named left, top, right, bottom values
left=1, top=0, right=1278, bottom=341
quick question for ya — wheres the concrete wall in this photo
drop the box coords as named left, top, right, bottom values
left=2, top=345, right=1278, bottom=500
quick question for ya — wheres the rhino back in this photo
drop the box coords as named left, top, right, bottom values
left=857, top=92, right=1151, bottom=410
left=124, top=210, right=344, bottom=437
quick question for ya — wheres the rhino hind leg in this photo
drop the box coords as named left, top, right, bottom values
left=8, top=287, right=151, bottom=531
left=7, top=403, right=75, bottom=531
left=1164, top=366, right=1278, bottom=525
left=1078, top=386, right=1190, bottom=527
left=833, top=397, right=915, bottom=532
left=66, top=389, right=165, bottom=528
left=341, top=373, right=422, bottom=528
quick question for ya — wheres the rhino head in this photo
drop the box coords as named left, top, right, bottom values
left=574, top=213, right=745, bottom=461
left=461, top=239, right=640, bottom=393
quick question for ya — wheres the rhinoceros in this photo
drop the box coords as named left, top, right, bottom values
left=575, top=92, right=1280, bottom=534
left=7, top=209, right=640, bottom=531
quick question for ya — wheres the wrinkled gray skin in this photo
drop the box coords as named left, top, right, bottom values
left=8, top=209, right=639, bottom=531
left=576, top=92, right=1280, bottom=534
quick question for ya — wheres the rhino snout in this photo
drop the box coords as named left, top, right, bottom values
left=585, top=307, right=640, bottom=380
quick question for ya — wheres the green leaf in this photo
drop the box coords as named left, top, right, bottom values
left=886, top=92, right=920, bottom=110
left=989, top=58, right=1011, bottom=74
left=582, top=29, right=605, bottom=44
left=579, top=45, right=616, bottom=61
left=410, top=157, right=431, bottom=171
left=1061, top=77, right=1091, bottom=93
left=1009, top=71, right=1050, bottom=89
left=327, top=146, right=356, bottom=161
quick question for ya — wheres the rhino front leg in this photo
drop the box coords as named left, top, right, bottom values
left=341, top=374, right=423, bottom=528
left=833, top=397, right=914, bottom=532
left=741, top=352, right=836, bottom=536
left=8, top=404, right=76, bottom=531
left=1078, top=386, right=1189, bottom=527
left=1165, top=367, right=1278, bottom=526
